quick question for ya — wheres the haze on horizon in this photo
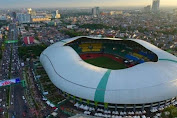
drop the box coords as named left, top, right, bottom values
left=0, top=0, right=177, bottom=8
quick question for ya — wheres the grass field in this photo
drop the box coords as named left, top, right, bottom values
left=84, top=56, right=126, bottom=70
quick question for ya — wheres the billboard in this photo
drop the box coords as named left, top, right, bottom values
left=4, top=40, right=18, bottom=44
left=0, top=78, right=21, bottom=87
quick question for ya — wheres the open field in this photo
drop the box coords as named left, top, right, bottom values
left=85, top=56, right=126, bottom=70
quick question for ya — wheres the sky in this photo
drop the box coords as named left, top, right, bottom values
left=0, top=0, right=177, bottom=8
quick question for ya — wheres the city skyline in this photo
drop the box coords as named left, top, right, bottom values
left=0, top=0, right=177, bottom=117
left=0, top=0, right=177, bottom=8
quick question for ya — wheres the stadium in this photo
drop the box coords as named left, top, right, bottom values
left=40, top=36, right=177, bottom=113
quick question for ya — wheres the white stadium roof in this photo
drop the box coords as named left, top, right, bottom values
left=40, top=36, right=177, bottom=104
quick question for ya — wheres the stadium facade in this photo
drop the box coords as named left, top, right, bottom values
left=40, top=36, right=177, bottom=111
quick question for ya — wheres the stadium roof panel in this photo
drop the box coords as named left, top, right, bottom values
left=40, top=36, right=177, bottom=104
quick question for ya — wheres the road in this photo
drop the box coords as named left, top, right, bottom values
left=0, top=23, right=31, bottom=118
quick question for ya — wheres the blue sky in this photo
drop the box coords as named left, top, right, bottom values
left=0, top=0, right=177, bottom=8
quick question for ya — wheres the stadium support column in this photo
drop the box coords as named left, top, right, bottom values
left=142, top=104, right=145, bottom=111
left=133, top=104, right=136, bottom=112
left=86, top=100, right=90, bottom=105
left=164, top=100, right=167, bottom=106
left=79, top=98, right=83, bottom=104
left=73, top=96, right=76, bottom=103
left=158, top=102, right=160, bottom=108
left=124, top=104, right=127, bottom=112
left=94, top=101, right=98, bottom=108
left=115, top=104, right=117, bottom=111
left=67, top=93, right=71, bottom=100
left=64, top=92, right=67, bottom=97
left=150, top=103, right=153, bottom=110
left=104, top=103, right=108, bottom=109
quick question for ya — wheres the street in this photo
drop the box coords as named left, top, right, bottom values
left=0, top=23, right=31, bottom=118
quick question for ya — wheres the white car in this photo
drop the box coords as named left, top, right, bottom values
left=22, top=96, right=25, bottom=100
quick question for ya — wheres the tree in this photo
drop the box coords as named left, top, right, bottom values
left=161, top=106, right=177, bottom=118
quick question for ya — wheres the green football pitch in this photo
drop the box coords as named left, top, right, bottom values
left=84, top=56, right=126, bottom=70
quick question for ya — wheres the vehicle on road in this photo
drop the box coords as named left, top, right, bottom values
left=22, top=96, right=25, bottom=100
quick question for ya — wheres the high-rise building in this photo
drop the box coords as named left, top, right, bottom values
left=52, top=10, right=61, bottom=19
left=92, top=7, right=100, bottom=17
left=27, top=8, right=32, bottom=14
left=17, top=13, right=31, bottom=23
left=152, top=0, right=160, bottom=12
left=27, top=8, right=36, bottom=16
left=144, top=5, right=151, bottom=13
left=11, top=12, right=16, bottom=19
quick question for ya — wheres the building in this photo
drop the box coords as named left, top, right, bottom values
left=67, top=25, right=77, bottom=29
left=152, top=0, right=160, bottom=12
left=92, top=7, right=100, bottom=17
left=17, top=13, right=31, bottom=23
left=27, top=8, right=32, bottom=14
left=23, top=36, right=34, bottom=45
left=31, top=16, right=51, bottom=22
left=173, top=9, right=177, bottom=16
left=110, top=11, right=123, bottom=15
left=0, top=15, right=7, bottom=20
left=11, top=12, right=16, bottom=20
left=28, top=8, right=36, bottom=16
left=40, top=36, right=177, bottom=112
left=144, top=5, right=151, bottom=13
left=52, top=10, right=61, bottom=19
